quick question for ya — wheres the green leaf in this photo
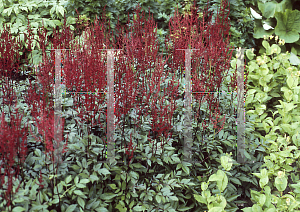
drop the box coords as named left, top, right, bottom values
left=208, top=174, right=219, bottom=182
left=66, top=204, right=77, bottom=212
left=74, top=190, right=85, bottom=196
left=258, top=194, right=266, bottom=206
left=193, top=194, right=207, bottom=204
left=230, top=177, right=242, bottom=185
left=275, top=176, right=288, bottom=191
left=95, top=207, right=109, bottom=212
left=90, top=174, right=99, bottom=183
left=216, top=170, right=228, bottom=192
left=50, top=5, right=57, bottom=16
left=50, top=198, right=59, bottom=204
left=156, top=194, right=161, bottom=204
left=108, top=184, right=117, bottom=189
left=65, top=175, right=72, bottom=184
left=169, top=196, right=179, bottom=201
left=77, top=196, right=85, bottom=209
left=34, top=149, right=41, bottom=157
left=133, top=205, right=145, bottom=211
left=227, top=194, right=240, bottom=202
left=100, top=193, right=117, bottom=200
left=98, top=168, right=111, bottom=175
left=220, top=155, right=233, bottom=171
left=246, top=49, right=255, bottom=60
left=13, top=6, right=19, bottom=15
left=31, top=205, right=48, bottom=210
left=275, top=9, right=300, bottom=43
left=131, top=163, right=145, bottom=168
left=289, top=52, right=300, bottom=65
left=75, top=183, right=86, bottom=188
left=209, top=207, right=224, bottom=212
left=201, top=182, right=209, bottom=191
left=80, top=179, right=90, bottom=184
left=56, top=5, right=65, bottom=17
left=262, top=40, right=270, bottom=51
left=182, top=164, right=190, bottom=175
left=258, top=0, right=292, bottom=19
left=12, top=207, right=26, bottom=212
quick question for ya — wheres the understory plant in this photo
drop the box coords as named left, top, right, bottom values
left=242, top=35, right=300, bottom=211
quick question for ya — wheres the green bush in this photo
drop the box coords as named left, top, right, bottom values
left=241, top=35, right=300, bottom=211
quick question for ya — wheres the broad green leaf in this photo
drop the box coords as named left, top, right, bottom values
left=275, top=176, right=288, bottom=191
left=74, top=190, right=85, bottom=196
left=100, top=193, right=117, bottom=200
left=275, top=9, right=300, bottom=43
left=208, top=174, right=219, bottom=182
left=260, top=176, right=269, bottom=188
left=258, top=194, right=266, bottom=206
left=131, top=163, right=145, bottom=168
left=201, top=182, right=209, bottom=191
left=98, top=168, right=111, bottom=175
left=12, top=207, right=26, bottom=212
left=66, top=204, right=77, bottom=212
left=289, top=52, right=300, bottom=65
left=65, top=175, right=72, bottom=184
left=133, top=205, right=146, bottom=211
left=108, top=184, right=117, bottom=189
left=13, top=6, right=19, bottom=15
left=50, top=5, right=57, bottom=16
left=80, top=179, right=90, bottom=184
left=169, top=196, right=179, bottom=201
left=75, top=183, right=86, bottom=188
left=77, top=196, right=85, bottom=209
left=193, top=194, right=207, bottom=204
left=216, top=170, right=228, bottom=192
left=156, top=195, right=161, bottom=204
left=220, top=155, right=233, bottom=171
left=209, top=207, right=224, bottom=212
left=94, top=207, right=109, bottom=212
left=56, top=5, right=65, bottom=17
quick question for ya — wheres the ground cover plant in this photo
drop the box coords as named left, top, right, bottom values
left=1, top=0, right=300, bottom=212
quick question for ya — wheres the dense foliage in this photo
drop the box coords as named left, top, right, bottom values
left=1, top=0, right=300, bottom=211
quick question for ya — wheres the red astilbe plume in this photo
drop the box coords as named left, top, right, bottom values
left=57, top=11, right=110, bottom=131
left=124, top=134, right=137, bottom=164
left=28, top=106, right=68, bottom=164
left=0, top=107, right=28, bottom=209
left=0, top=24, right=23, bottom=81
left=166, top=0, right=234, bottom=135
left=112, top=5, right=179, bottom=158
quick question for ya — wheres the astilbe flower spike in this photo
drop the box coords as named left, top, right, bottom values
left=112, top=5, right=179, bottom=158
left=0, top=107, right=28, bottom=209
left=166, top=0, right=236, bottom=136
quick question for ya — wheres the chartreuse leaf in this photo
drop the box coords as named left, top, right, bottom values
left=275, top=176, right=288, bottom=191
left=193, top=194, right=207, bottom=204
left=220, top=155, right=233, bottom=171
